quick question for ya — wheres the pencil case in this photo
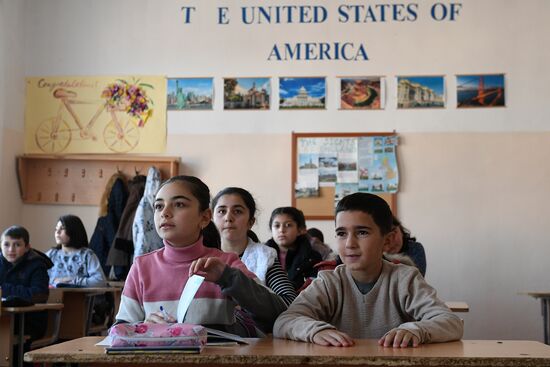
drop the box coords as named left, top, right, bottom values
left=109, top=323, right=207, bottom=347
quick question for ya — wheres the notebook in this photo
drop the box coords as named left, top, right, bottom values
left=206, top=328, right=249, bottom=345
left=105, top=345, right=202, bottom=354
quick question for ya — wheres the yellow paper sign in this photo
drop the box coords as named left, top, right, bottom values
left=25, top=76, right=167, bottom=154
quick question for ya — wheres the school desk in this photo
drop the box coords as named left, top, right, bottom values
left=522, top=292, right=550, bottom=345
left=53, top=286, right=121, bottom=339
left=445, top=301, right=470, bottom=312
left=0, top=303, right=63, bottom=367
left=24, top=336, right=550, bottom=367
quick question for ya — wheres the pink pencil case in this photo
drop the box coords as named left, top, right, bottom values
left=109, top=323, right=207, bottom=347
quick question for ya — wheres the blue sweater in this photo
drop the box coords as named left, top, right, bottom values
left=401, top=240, right=427, bottom=277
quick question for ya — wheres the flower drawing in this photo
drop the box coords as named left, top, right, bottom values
left=169, top=326, right=183, bottom=337
left=134, top=323, right=149, bottom=334
left=101, top=79, right=154, bottom=127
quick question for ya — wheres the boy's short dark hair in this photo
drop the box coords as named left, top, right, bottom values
left=2, top=225, right=30, bottom=245
left=335, top=193, right=393, bottom=235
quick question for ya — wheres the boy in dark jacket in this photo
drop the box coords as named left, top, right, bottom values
left=0, top=225, right=53, bottom=342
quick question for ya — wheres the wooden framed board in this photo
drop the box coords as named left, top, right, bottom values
left=291, top=132, right=397, bottom=220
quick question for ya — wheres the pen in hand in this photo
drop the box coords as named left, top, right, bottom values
left=159, top=306, right=170, bottom=322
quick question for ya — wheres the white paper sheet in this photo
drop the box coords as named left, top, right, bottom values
left=95, top=335, right=112, bottom=346
left=176, top=274, right=205, bottom=323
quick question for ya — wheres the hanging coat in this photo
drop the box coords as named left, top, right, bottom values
left=133, top=166, right=163, bottom=258
left=107, top=174, right=146, bottom=280
left=89, top=174, right=128, bottom=276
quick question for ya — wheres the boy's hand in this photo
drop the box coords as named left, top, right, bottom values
left=189, top=257, right=226, bottom=282
left=378, top=328, right=420, bottom=348
left=313, top=329, right=355, bottom=347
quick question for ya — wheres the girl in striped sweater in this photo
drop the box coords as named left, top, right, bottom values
left=115, top=176, right=287, bottom=336
left=212, top=187, right=297, bottom=307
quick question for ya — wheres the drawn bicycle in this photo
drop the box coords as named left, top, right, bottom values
left=35, top=88, right=141, bottom=153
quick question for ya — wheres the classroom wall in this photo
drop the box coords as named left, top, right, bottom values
left=0, top=0, right=25, bottom=228
left=2, top=0, right=550, bottom=341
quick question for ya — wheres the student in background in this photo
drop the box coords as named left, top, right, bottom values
left=46, top=214, right=107, bottom=287
left=212, top=187, right=297, bottom=306
left=116, top=176, right=287, bottom=336
left=306, top=227, right=337, bottom=261
left=386, top=216, right=427, bottom=277
left=0, top=225, right=52, bottom=352
left=265, top=207, right=322, bottom=291
left=274, top=193, right=462, bottom=347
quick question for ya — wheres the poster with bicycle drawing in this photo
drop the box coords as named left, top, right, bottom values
left=25, top=76, right=167, bottom=154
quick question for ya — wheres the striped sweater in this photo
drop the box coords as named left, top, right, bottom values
left=116, top=237, right=287, bottom=335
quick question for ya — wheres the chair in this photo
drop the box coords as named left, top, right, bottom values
left=85, top=291, right=115, bottom=336
left=30, top=289, right=64, bottom=349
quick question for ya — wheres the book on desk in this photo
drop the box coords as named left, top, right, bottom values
left=105, top=345, right=203, bottom=354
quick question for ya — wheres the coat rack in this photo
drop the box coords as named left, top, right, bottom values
left=16, top=154, right=180, bottom=205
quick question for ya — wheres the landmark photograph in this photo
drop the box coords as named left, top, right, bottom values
left=397, top=76, right=445, bottom=109
left=224, top=77, right=270, bottom=110
left=457, top=74, right=505, bottom=108
left=167, top=78, right=213, bottom=110
left=340, top=77, right=381, bottom=109
left=279, top=77, right=326, bottom=109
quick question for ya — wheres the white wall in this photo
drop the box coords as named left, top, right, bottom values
left=0, top=0, right=26, bottom=229
left=4, top=0, right=550, bottom=341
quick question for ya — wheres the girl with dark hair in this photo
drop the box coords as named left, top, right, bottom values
left=116, top=176, right=287, bottom=336
left=46, top=214, right=107, bottom=287
left=266, top=207, right=322, bottom=291
left=385, top=216, right=427, bottom=277
left=212, top=187, right=296, bottom=306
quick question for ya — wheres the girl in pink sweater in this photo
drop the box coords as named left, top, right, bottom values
left=116, top=176, right=286, bottom=336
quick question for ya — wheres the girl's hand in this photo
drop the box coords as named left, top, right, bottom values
left=378, top=328, right=420, bottom=348
left=313, top=329, right=355, bottom=347
left=53, top=277, right=73, bottom=285
left=188, top=257, right=226, bottom=282
left=145, top=311, right=176, bottom=324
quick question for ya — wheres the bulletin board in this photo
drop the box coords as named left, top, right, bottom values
left=291, top=132, right=397, bottom=220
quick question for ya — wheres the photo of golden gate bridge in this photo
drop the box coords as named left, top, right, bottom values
left=457, top=74, right=505, bottom=108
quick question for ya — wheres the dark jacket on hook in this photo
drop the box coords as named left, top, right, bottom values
left=89, top=174, right=128, bottom=276
left=107, top=174, right=146, bottom=280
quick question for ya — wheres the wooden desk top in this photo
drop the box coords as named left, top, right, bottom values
left=108, top=281, right=125, bottom=288
left=522, top=292, right=550, bottom=299
left=1, top=303, right=63, bottom=313
left=445, top=301, right=470, bottom=312
left=25, top=336, right=550, bottom=367
left=54, top=286, right=120, bottom=292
